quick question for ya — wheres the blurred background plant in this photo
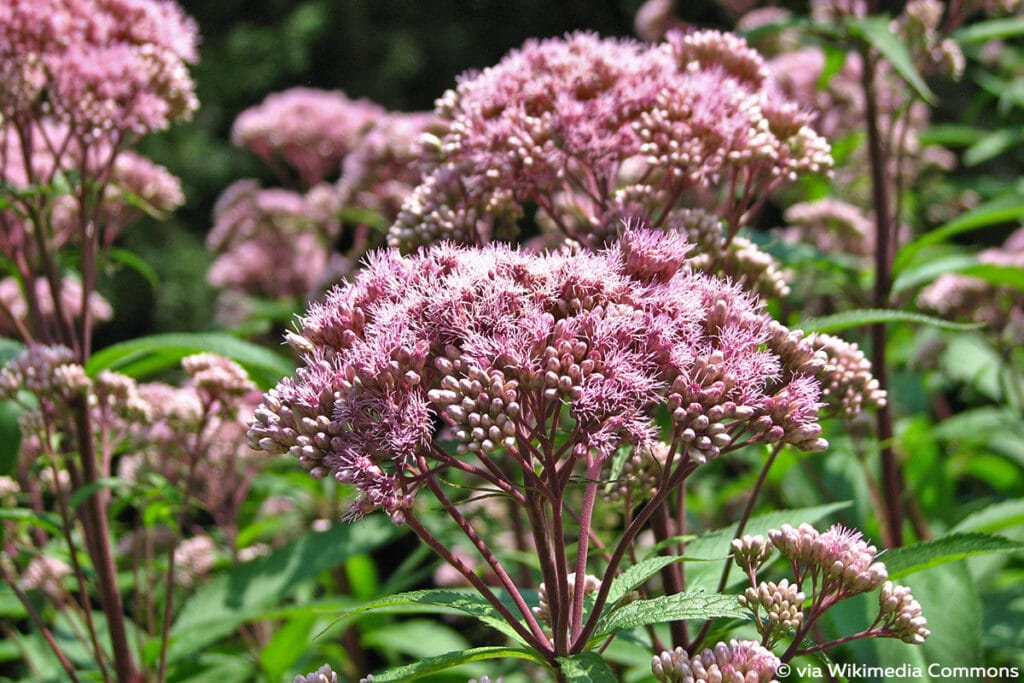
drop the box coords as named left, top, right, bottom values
left=1, top=0, right=1022, bottom=682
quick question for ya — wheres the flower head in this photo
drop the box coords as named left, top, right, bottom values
left=232, top=88, right=385, bottom=186
left=250, top=229, right=842, bottom=521
left=389, top=30, right=830, bottom=252
left=652, top=640, right=779, bottom=683
left=293, top=665, right=338, bottom=683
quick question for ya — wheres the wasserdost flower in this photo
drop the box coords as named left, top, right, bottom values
left=249, top=228, right=863, bottom=522
left=652, top=639, right=780, bottom=683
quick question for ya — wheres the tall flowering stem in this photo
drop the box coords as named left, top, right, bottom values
left=0, top=0, right=199, bottom=679
left=860, top=41, right=904, bottom=549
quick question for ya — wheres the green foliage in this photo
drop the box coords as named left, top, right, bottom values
left=882, top=532, right=1024, bottom=579
left=85, top=331, right=295, bottom=388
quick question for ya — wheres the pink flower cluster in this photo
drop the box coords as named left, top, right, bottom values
left=652, top=640, right=779, bottom=683
left=206, top=180, right=340, bottom=299
left=389, top=30, right=831, bottom=252
left=248, top=228, right=854, bottom=521
left=232, top=88, right=386, bottom=186
left=0, top=0, right=198, bottom=135
left=918, top=227, right=1024, bottom=341
left=733, top=523, right=929, bottom=648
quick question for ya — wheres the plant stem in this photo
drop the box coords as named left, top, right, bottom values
left=860, top=45, right=904, bottom=548
left=70, top=398, right=137, bottom=681
left=689, top=443, right=783, bottom=653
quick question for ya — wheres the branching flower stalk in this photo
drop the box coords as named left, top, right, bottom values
left=0, top=0, right=199, bottom=679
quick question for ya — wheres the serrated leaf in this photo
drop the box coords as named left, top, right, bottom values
left=847, top=16, right=935, bottom=103
left=798, top=309, right=980, bottom=333
left=882, top=532, right=1024, bottom=579
left=85, top=332, right=294, bottom=389
left=955, top=15, right=1024, bottom=43
left=556, top=651, right=619, bottom=682
left=956, top=263, right=1024, bottom=291
left=335, top=588, right=528, bottom=644
left=895, top=194, right=1024, bottom=272
left=603, top=555, right=687, bottom=609
left=596, top=591, right=744, bottom=637
left=360, top=646, right=545, bottom=682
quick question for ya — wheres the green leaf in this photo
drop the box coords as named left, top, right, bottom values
left=107, top=248, right=159, bottom=290
left=0, top=508, right=63, bottom=535
left=334, top=588, right=528, bottom=644
left=85, top=332, right=294, bottom=389
left=963, top=128, right=1024, bottom=167
left=168, top=517, right=396, bottom=660
left=918, top=123, right=987, bottom=148
left=0, top=337, right=24, bottom=366
left=69, top=477, right=126, bottom=510
left=955, top=263, right=1024, bottom=292
left=0, top=400, right=21, bottom=476
left=952, top=500, right=1024, bottom=535
left=362, top=619, right=471, bottom=661
left=895, top=194, right=1024, bottom=272
left=258, top=615, right=316, bottom=681
left=556, top=651, right=619, bottom=682
left=798, top=309, right=981, bottom=334
left=360, top=646, right=545, bottom=682
left=891, top=253, right=978, bottom=294
left=955, top=15, right=1024, bottom=43
left=847, top=16, right=935, bottom=103
left=881, top=532, right=1024, bottom=579
left=595, top=591, right=745, bottom=637
left=817, top=43, right=849, bottom=90
left=603, top=555, right=686, bottom=609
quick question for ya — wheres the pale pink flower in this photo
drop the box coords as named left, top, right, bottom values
left=232, top=87, right=385, bottom=186
left=652, top=640, right=779, bottom=683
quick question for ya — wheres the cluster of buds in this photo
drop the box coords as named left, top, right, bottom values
left=602, top=441, right=671, bottom=503
left=18, top=556, right=73, bottom=603
left=293, top=664, right=338, bottom=683
left=652, top=640, right=780, bottom=683
left=766, top=323, right=887, bottom=419
left=877, top=581, right=931, bottom=644
left=732, top=523, right=928, bottom=652
left=740, top=579, right=805, bottom=644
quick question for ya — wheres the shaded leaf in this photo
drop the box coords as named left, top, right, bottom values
left=86, top=332, right=294, bottom=389
left=107, top=248, right=159, bottom=290
left=168, top=517, right=396, bottom=660
left=557, top=651, right=619, bottom=682
left=882, top=532, right=1024, bottom=579
left=847, top=16, right=935, bottom=103
left=334, top=588, right=528, bottom=644
left=798, top=309, right=980, bottom=334
left=895, top=194, right=1024, bottom=272
left=360, top=646, right=546, bottom=682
